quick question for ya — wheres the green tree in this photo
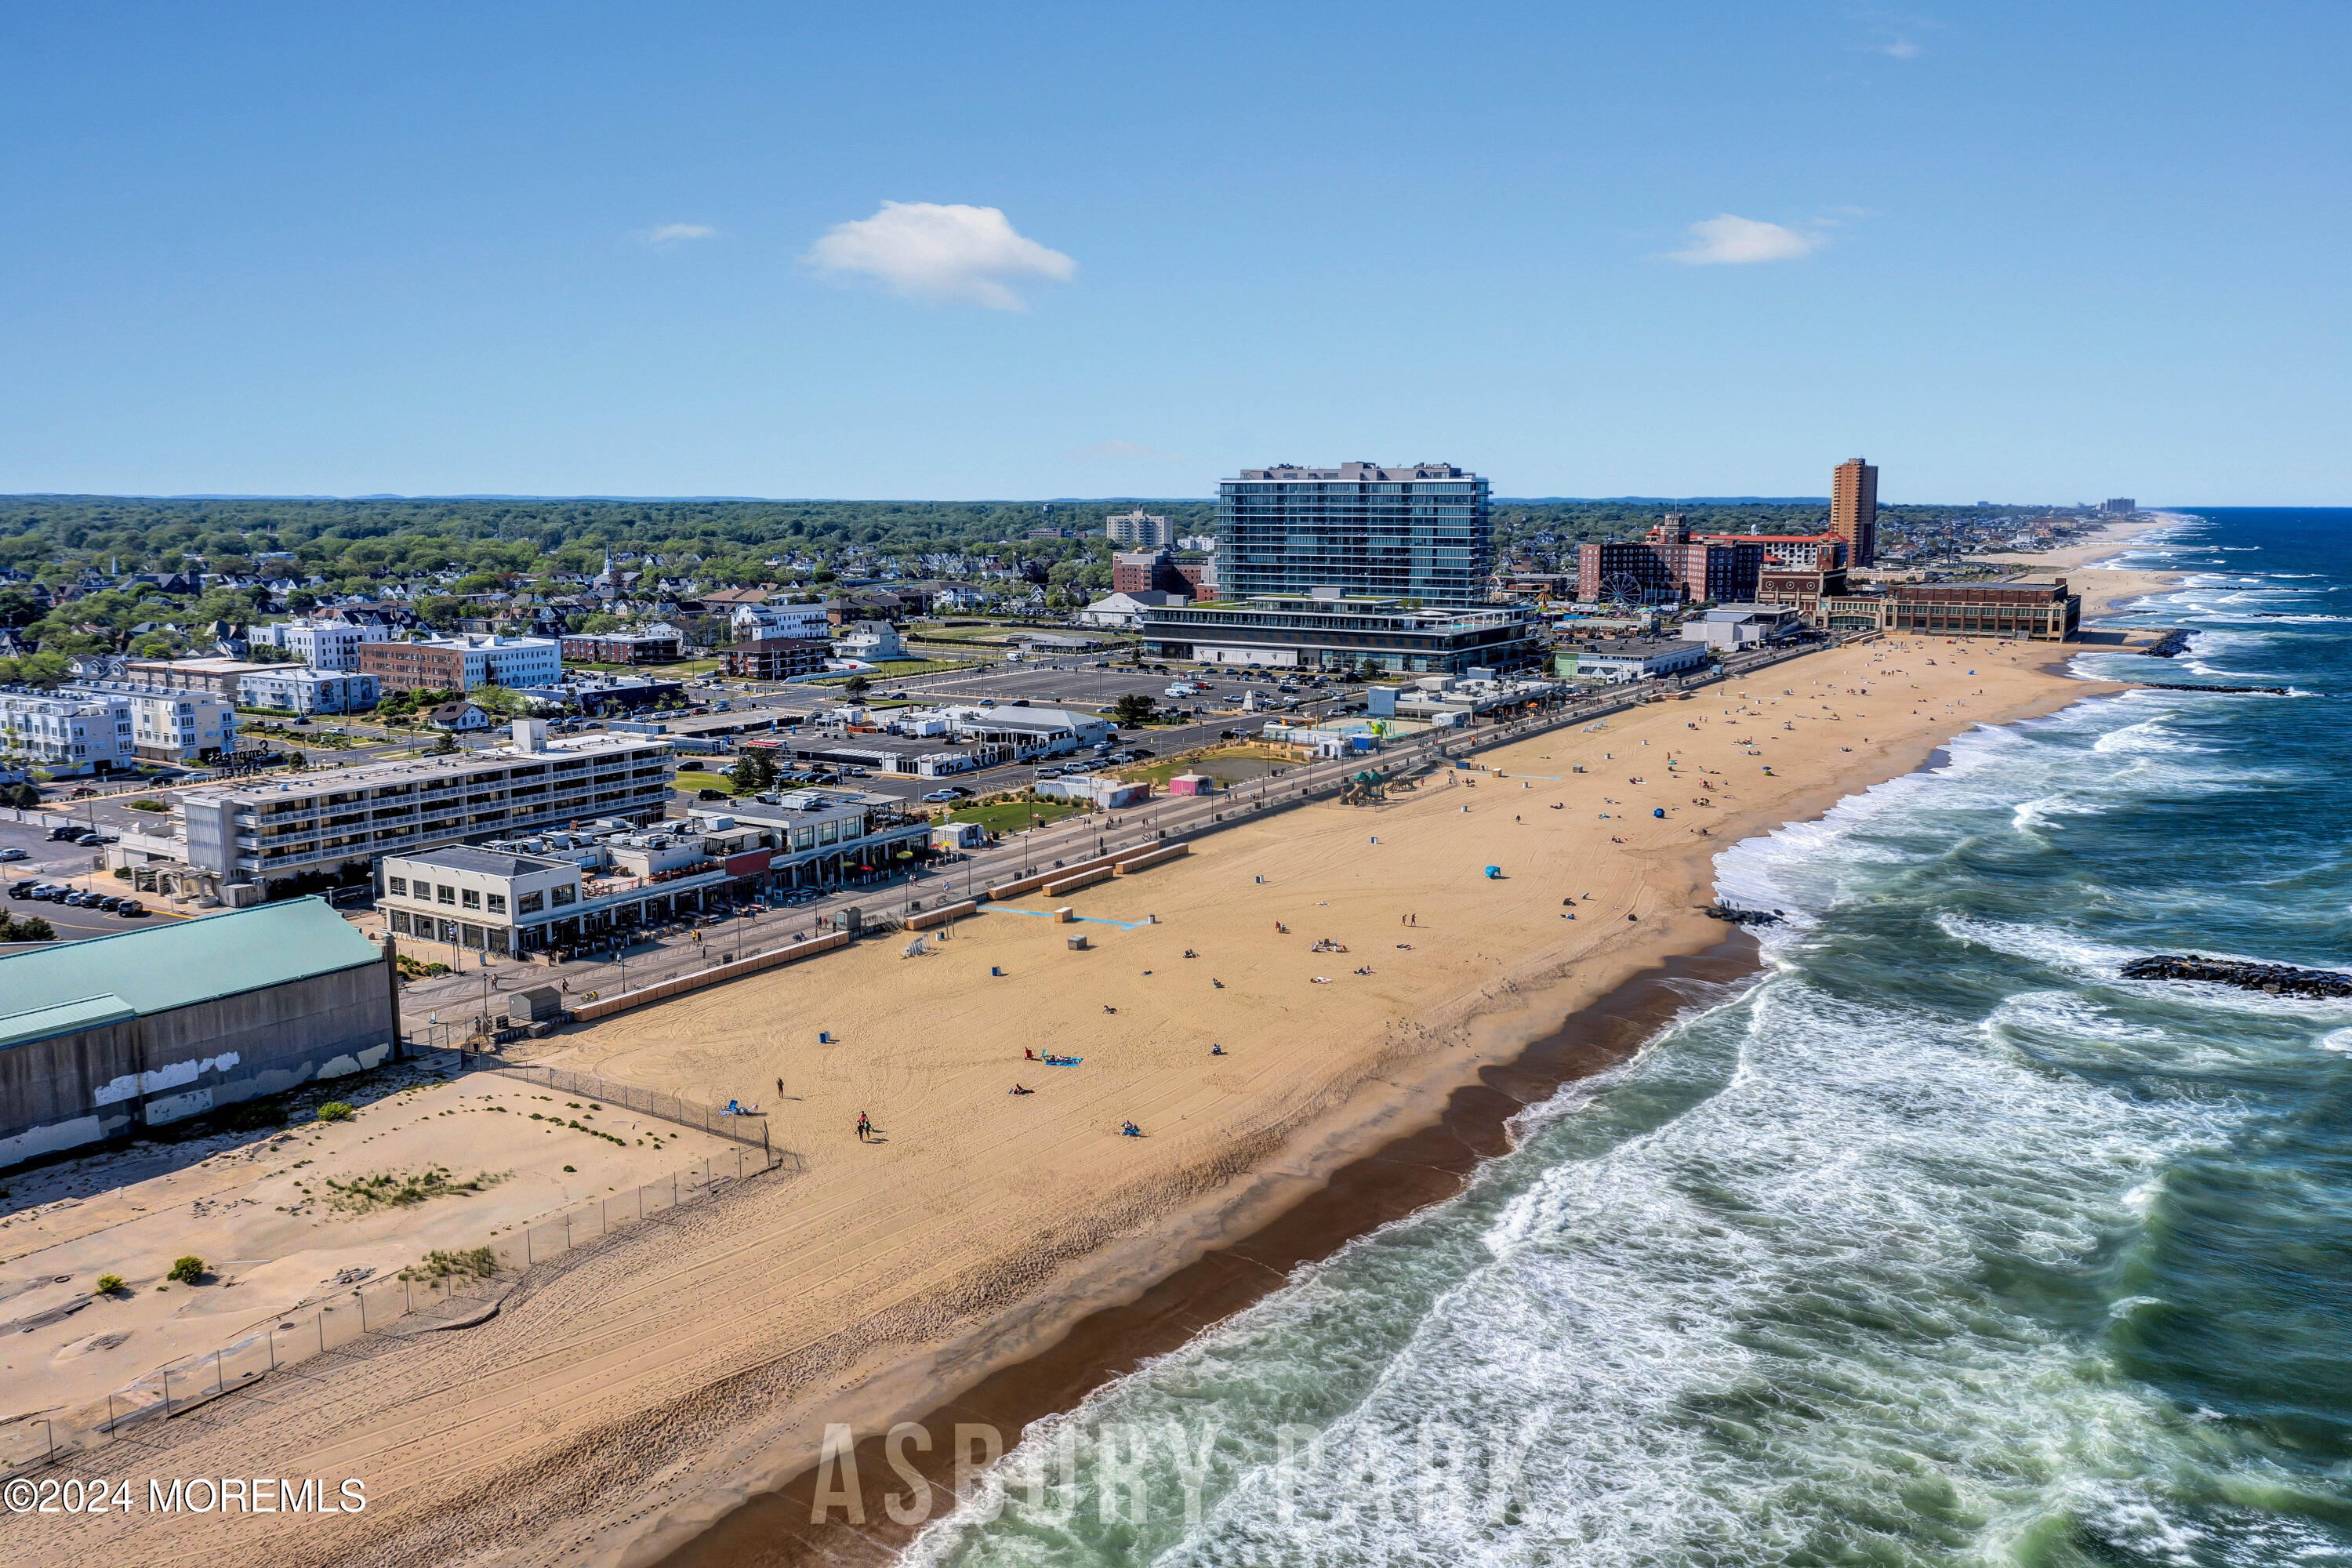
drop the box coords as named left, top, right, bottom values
left=729, top=747, right=778, bottom=794
left=841, top=673, right=873, bottom=699
left=1112, top=692, right=1156, bottom=728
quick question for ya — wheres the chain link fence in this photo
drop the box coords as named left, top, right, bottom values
left=477, top=1063, right=779, bottom=1153
left=0, top=1142, right=787, bottom=1479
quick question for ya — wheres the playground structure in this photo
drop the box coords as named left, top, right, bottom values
left=1338, top=769, right=1386, bottom=806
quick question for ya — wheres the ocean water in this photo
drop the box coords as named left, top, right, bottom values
left=903, top=510, right=2352, bottom=1568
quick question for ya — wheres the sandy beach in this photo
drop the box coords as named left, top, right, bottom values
left=27, top=637, right=2127, bottom=1568
left=1981, top=514, right=2196, bottom=616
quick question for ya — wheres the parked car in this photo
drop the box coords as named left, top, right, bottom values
left=0, top=847, right=27, bottom=862
left=9, top=879, right=38, bottom=898
left=48, top=825, right=83, bottom=840
left=1035, top=766, right=1062, bottom=779
left=920, top=789, right=961, bottom=803
left=118, top=900, right=148, bottom=917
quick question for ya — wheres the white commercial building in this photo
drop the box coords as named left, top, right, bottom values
left=1677, top=603, right=1802, bottom=650
left=249, top=618, right=390, bottom=671
left=1565, top=638, right=1713, bottom=684
left=238, top=667, right=382, bottom=715
left=1079, top=590, right=1186, bottom=630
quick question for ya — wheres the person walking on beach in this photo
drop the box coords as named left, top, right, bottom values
left=856, top=1111, right=870, bottom=1142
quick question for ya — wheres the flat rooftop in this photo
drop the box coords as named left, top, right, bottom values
left=0, top=898, right=382, bottom=1043
left=182, top=731, right=673, bottom=804
left=386, top=844, right=574, bottom=877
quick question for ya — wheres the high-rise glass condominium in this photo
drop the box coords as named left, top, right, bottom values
left=1218, top=462, right=1492, bottom=605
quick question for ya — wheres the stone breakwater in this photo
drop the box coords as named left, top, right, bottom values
left=2120, top=954, right=2352, bottom=999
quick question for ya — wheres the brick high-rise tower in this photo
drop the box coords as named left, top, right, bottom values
left=1831, top=457, right=1878, bottom=568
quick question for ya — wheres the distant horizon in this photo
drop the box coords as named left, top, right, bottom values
left=3, top=492, right=2200, bottom=510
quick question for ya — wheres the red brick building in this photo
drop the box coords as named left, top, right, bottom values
left=1113, top=550, right=1212, bottom=601
left=355, top=641, right=466, bottom=693
left=561, top=629, right=682, bottom=664
left=1576, top=520, right=1762, bottom=605
left=722, top=638, right=831, bottom=680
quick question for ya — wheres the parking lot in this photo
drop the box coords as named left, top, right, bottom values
left=0, top=817, right=164, bottom=942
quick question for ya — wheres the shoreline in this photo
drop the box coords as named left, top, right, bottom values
left=1982, top=512, right=2200, bottom=617
left=658, top=933, right=1768, bottom=1566
left=637, top=668, right=2122, bottom=1568
left=38, top=637, right=2129, bottom=1568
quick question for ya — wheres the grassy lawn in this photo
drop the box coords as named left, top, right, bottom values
left=1123, top=744, right=1307, bottom=786
left=805, top=657, right=978, bottom=684
left=672, top=768, right=740, bottom=795
left=947, top=797, right=1093, bottom=833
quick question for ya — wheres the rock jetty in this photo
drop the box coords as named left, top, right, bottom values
left=2120, top=954, right=2352, bottom=998
left=1704, top=904, right=1783, bottom=927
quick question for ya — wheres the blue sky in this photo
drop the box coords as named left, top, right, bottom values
left=2, top=2, right=2344, bottom=503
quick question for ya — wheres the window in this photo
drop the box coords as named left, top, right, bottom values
left=519, top=891, right=544, bottom=913
left=550, top=884, right=576, bottom=906
left=388, top=877, right=407, bottom=895
left=461, top=888, right=480, bottom=909
left=437, top=884, right=456, bottom=905
left=389, top=910, right=412, bottom=935
left=487, top=893, right=506, bottom=914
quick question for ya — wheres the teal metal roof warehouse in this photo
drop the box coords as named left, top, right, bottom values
left=0, top=898, right=398, bottom=1169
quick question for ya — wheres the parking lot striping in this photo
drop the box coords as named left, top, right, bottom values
left=981, top=906, right=1153, bottom=931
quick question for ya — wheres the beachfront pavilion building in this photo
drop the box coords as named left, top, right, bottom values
left=1560, top=637, right=1714, bottom=684
left=1218, top=462, right=1492, bottom=605
left=1138, top=591, right=1541, bottom=675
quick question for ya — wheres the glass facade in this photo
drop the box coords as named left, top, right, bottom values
left=1219, top=464, right=1492, bottom=605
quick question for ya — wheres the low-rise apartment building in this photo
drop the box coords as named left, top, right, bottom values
left=125, top=657, right=281, bottom=700
left=722, top=637, right=831, bottom=680
left=172, top=721, right=673, bottom=891
left=356, top=633, right=562, bottom=693
left=0, top=689, right=136, bottom=772
left=561, top=628, right=684, bottom=664
left=247, top=619, right=390, bottom=670
left=238, top=667, right=381, bottom=715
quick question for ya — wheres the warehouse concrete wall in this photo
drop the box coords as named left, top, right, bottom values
left=0, top=959, right=397, bottom=1171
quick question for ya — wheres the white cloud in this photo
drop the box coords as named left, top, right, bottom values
left=1069, top=440, right=1184, bottom=461
left=806, top=201, right=1076, bottom=310
left=637, top=223, right=720, bottom=248
left=1664, top=215, right=1826, bottom=265
left=1867, top=38, right=1923, bottom=57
